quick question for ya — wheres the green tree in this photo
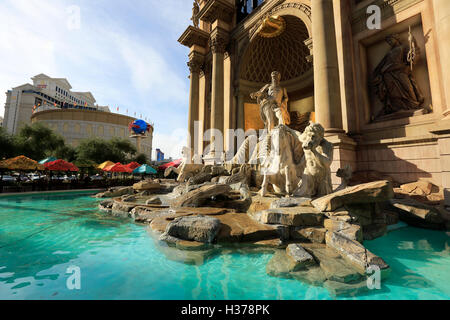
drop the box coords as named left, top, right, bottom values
left=54, top=144, right=77, bottom=162
left=109, top=138, right=137, bottom=159
left=0, top=127, right=18, bottom=160
left=133, top=153, right=148, bottom=165
left=76, top=137, right=137, bottom=164
left=15, top=123, right=66, bottom=161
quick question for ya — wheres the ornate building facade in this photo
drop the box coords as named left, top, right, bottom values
left=179, top=0, right=450, bottom=205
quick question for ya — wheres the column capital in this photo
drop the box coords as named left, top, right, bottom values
left=209, top=27, right=229, bottom=54
left=188, top=51, right=205, bottom=74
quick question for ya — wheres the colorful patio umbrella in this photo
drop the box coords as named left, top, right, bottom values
left=158, top=159, right=182, bottom=171
left=0, top=155, right=45, bottom=171
left=97, top=161, right=115, bottom=170
left=103, top=163, right=132, bottom=173
left=39, top=157, right=57, bottom=165
left=133, top=164, right=157, bottom=175
left=125, top=162, right=141, bottom=170
left=45, top=159, right=79, bottom=172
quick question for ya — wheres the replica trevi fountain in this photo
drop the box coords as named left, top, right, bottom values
left=95, top=69, right=448, bottom=296
left=95, top=0, right=450, bottom=297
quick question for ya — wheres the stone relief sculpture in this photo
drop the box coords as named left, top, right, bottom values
left=293, top=122, right=333, bottom=198
left=371, top=33, right=425, bottom=120
left=250, top=71, right=290, bottom=132
left=191, top=1, right=200, bottom=28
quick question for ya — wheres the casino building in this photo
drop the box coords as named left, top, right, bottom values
left=179, top=0, right=450, bottom=204
left=3, top=74, right=153, bottom=160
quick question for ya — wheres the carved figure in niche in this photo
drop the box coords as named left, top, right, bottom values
left=250, top=71, right=290, bottom=132
left=371, top=33, right=425, bottom=120
left=294, top=122, right=333, bottom=198
left=191, top=1, right=200, bottom=28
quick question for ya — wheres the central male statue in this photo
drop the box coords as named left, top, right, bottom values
left=250, top=71, right=290, bottom=131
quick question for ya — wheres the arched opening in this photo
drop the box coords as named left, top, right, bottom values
left=238, top=15, right=314, bottom=133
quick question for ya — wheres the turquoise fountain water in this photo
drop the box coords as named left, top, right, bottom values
left=0, top=192, right=448, bottom=300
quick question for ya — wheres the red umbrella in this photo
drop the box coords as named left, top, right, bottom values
left=68, top=163, right=79, bottom=172
left=45, top=159, right=74, bottom=171
left=104, top=163, right=132, bottom=173
left=158, top=159, right=182, bottom=171
left=125, top=162, right=141, bottom=170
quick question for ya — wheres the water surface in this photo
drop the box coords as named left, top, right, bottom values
left=0, top=193, right=448, bottom=300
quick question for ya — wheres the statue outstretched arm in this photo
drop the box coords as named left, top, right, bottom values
left=250, top=84, right=270, bottom=100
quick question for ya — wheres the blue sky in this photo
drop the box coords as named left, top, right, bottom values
left=0, top=0, right=192, bottom=159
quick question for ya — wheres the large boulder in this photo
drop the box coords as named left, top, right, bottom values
left=130, top=206, right=171, bottom=224
left=344, top=204, right=375, bottom=226
left=400, top=180, right=439, bottom=195
left=362, top=223, right=387, bottom=241
left=266, top=250, right=327, bottom=286
left=163, top=215, right=221, bottom=243
left=111, top=201, right=136, bottom=218
left=149, top=207, right=230, bottom=233
left=389, top=198, right=447, bottom=230
left=121, top=195, right=137, bottom=202
left=146, top=197, right=162, bottom=205
left=133, top=180, right=161, bottom=192
left=270, top=197, right=312, bottom=209
left=285, top=244, right=316, bottom=271
left=99, top=199, right=114, bottom=212
left=324, top=219, right=363, bottom=243
left=96, top=186, right=133, bottom=198
left=325, top=231, right=390, bottom=276
left=170, top=184, right=231, bottom=208
left=255, top=207, right=324, bottom=227
left=216, top=213, right=279, bottom=243
left=311, top=180, right=394, bottom=212
left=290, top=227, right=326, bottom=244
left=304, top=244, right=364, bottom=284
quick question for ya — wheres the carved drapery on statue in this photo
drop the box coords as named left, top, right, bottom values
left=371, top=33, right=425, bottom=120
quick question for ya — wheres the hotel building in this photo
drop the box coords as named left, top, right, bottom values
left=3, top=74, right=153, bottom=159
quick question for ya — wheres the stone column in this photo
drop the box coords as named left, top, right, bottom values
left=208, top=27, right=228, bottom=161
left=236, top=92, right=245, bottom=131
left=311, top=0, right=344, bottom=133
left=187, top=51, right=204, bottom=157
left=433, top=0, right=450, bottom=117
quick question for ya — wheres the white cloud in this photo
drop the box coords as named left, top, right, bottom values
left=114, top=33, right=188, bottom=105
left=0, top=0, right=192, bottom=140
left=152, top=128, right=188, bottom=160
